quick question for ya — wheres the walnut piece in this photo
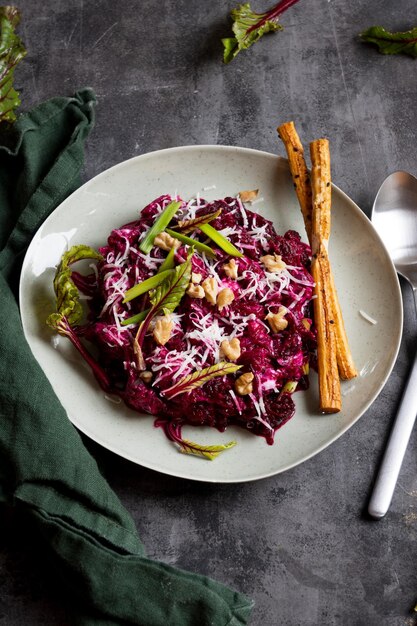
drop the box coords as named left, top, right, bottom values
left=220, top=338, right=241, bottom=362
left=235, top=372, right=254, bottom=396
left=139, top=371, right=153, bottom=383
left=202, top=277, right=218, bottom=305
left=153, top=314, right=173, bottom=345
left=191, top=272, right=202, bottom=284
left=153, top=231, right=181, bottom=252
left=187, top=283, right=205, bottom=299
left=266, top=306, right=288, bottom=332
left=217, top=287, right=235, bottom=312
left=260, top=254, right=286, bottom=273
left=239, top=189, right=259, bottom=203
left=223, top=258, right=238, bottom=279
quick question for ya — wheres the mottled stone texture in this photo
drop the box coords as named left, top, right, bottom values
left=2, top=1, right=417, bottom=624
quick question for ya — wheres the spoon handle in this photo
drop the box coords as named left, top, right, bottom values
left=368, top=351, right=417, bottom=518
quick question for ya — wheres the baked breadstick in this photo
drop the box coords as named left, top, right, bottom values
left=277, top=122, right=357, bottom=381
left=309, top=138, right=341, bottom=413
left=277, top=121, right=313, bottom=241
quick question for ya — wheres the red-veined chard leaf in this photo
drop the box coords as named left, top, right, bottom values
left=175, top=209, right=222, bottom=233
left=157, top=419, right=237, bottom=460
left=46, top=245, right=110, bottom=390
left=50, top=245, right=103, bottom=326
left=0, top=6, right=26, bottom=123
left=222, top=0, right=301, bottom=64
left=176, top=438, right=237, bottom=460
left=163, top=361, right=242, bottom=399
left=360, top=26, right=417, bottom=58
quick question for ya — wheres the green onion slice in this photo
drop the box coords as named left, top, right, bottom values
left=165, top=228, right=216, bottom=257
left=123, top=269, right=174, bottom=303
left=158, top=246, right=176, bottom=273
left=121, top=308, right=150, bottom=326
left=139, top=200, right=181, bottom=254
left=198, top=223, right=244, bottom=257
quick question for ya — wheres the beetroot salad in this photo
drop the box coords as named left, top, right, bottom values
left=48, top=193, right=317, bottom=455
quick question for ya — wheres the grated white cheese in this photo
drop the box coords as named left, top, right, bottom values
left=247, top=223, right=269, bottom=250
left=104, top=394, right=122, bottom=404
left=217, top=226, right=239, bottom=238
left=228, top=389, right=242, bottom=414
left=359, top=309, right=377, bottom=325
left=288, top=288, right=306, bottom=310
left=236, top=196, right=249, bottom=228
left=250, top=196, right=264, bottom=206
left=249, top=393, right=273, bottom=432
left=200, top=253, right=222, bottom=284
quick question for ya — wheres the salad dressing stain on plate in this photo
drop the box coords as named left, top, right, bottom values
left=19, top=146, right=402, bottom=483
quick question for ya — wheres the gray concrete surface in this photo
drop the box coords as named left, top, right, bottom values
left=1, top=1, right=417, bottom=624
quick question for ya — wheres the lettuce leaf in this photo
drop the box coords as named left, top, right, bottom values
left=222, top=0, right=300, bottom=64
left=0, top=6, right=26, bottom=123
left=360, top=26, right=417, bottom=58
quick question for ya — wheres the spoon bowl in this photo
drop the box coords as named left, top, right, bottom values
left=372, top=171, right=417, bottom=287
left=368, top=170, right=417, bottom=519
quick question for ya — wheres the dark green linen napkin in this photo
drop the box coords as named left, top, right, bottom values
left=0, top=88, right=254, bottom=625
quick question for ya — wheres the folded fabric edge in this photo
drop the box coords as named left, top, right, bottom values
left=29, top=504, right=254, bottom=626
left=0, top=88, right=97, bottom=158
left=14, top=481, right=144, bottom=556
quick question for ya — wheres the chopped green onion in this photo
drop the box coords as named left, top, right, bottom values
left=123, top=269, right=174, bottom=303
left=121, top=308, right=150, bottom=326
left=139, top=200, right=181, bottom=254
left=281, top=381, right=298, bottom=394
left=198, top=223, right=244, bottom=257
left=165, top=228, right=216, bottom=257
left=158, top=246, right=176, bottom=273
left=123, top=247, right=178, bottom=323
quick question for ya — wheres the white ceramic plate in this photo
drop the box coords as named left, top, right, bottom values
left=19, top=145, right=402, bottom=483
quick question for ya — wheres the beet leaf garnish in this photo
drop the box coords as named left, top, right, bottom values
left=0, top=6, right=26, bottom=123
left=46, top=245, right=110, bottom=390
left=157, top=420, right=237, bottom=460
left=360, top=26, right=417, bottom=58
left=163, top=361, right=242, bottom=399
left=175, top=209, right=222, bottom=234
left=222, top=0, right=301, bottom=64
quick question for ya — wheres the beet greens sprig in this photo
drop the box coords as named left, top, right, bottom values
left=0, top=6, right=26, bottom=123
left=222, top=0, right=301, bottom=63
left=46, top=245, right=110, bottom=391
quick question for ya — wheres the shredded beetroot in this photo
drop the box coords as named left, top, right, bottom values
left=81, top=194, right=316, bottom=444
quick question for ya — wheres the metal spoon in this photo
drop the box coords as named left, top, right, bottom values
left=368, top=170, right=417, bottom=519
